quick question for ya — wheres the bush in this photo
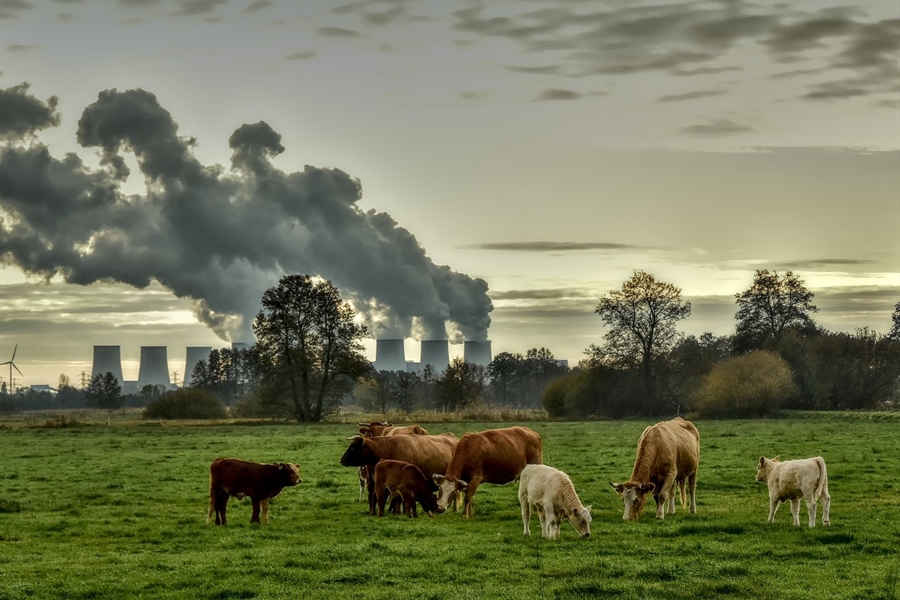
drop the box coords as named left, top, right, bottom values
left=692, top=351, right=795, bottom=418
left=143, top=389, right=227, bottom=420
left=0, top=396, right=19, bottom=415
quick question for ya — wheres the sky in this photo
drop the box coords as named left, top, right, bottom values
left=0, top=0, right=898, bottom=388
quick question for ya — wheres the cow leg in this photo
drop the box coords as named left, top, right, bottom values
left=215, top=491, right=229, bottom=526
left=789, top=498, right=801, bottom=527
left=538, top=505, right=549, bottom=538
left=260, top=498, right=270, bottom=525
left=519, top=491, right=531, bottom=536
left=821, top=481, right=831, bottom=526
left=409, top=496, right=418, bottom=519
left=543, top=506, right=557, bottom=539
left=805, top=495, right=817, bottom=528
left=358, top=467, right=367, bottom=503
left=657, top=475, right=676, bottom=519
left=376, top=486, right=387, bottom=517
left=666, top=489, right=676, bottom=515
left=688, top=471, right=698, bottom=514
left=367, top=470, right=377, bottom=515
left=767, top=495, right=780, bottom=524
left=462, top=480, right=481, bottom=518
left=251, top=499, right=262, bottom=524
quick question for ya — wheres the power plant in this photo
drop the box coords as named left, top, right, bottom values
left=91, top=346, right=124, bottom=382
left=374, top=339, right=406, bottom=372
left=183, top=347, right=212, bottom=386
left=463, top=340, right=493, bottom=367
left=231, top=342, right=250, bottom=352
left=419, top=339, right=450, bottom=373
left=138, top=346, right=170, bottom=388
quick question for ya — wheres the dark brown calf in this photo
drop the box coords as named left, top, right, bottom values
left=207, top=458, right=302, bottom=525
left=374, top=459, right=442, bottom=518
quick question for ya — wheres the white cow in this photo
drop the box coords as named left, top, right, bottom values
left=756, top=455, right=831, bottom=528
left=518, top=464, right=592, bottom=539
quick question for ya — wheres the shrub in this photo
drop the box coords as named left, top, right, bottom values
left=143, top=389, right=227, bottom=420
left=692, top=351, right=795, bottom=418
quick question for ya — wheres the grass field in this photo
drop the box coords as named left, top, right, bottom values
left=1, top=415, right=898, bottom=599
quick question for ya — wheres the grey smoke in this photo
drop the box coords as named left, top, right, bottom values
left=0, top=84, right=492, bottom=343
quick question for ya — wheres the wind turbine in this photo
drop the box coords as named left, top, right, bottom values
left=1, top=345, right=23, bottom=393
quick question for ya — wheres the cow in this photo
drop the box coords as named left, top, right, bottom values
left=756, top=455, right=831, bottom=528
left=354, top=422, right=430, bottom=502
left=433, top=426, right=543, bottom=517
left=207, top=458, right=302, bottom=526
left=374, top=459, right=443, bottom=518
left=357, top=421, right=395, bottom=437
left=610, top=417, right=699, bottom=521
left=518, top=464, right=592, bottom=539
left=340, top=434, right=458, bottom=514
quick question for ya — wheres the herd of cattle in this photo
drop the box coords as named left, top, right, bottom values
left=207, top=417, right=832, bottom=537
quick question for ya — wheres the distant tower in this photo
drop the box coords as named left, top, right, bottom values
left=374, top=339, right=406, bottom=372
left=463, top=340, right=492, bottom=366
left=183, top=347, right=212, bottom=386
left=91, top=346, right=124, bottom=383
left=231, top=342, right=250, bottom=352
left=138, top=346, right=170, bottom=388
left=420, top=340, right=450, bottom=373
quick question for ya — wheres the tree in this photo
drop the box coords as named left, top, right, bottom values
left=56, top=373, right=85, bottom=409
left=85, top=372, right=123, bottom=415
left=734, top=270, right=817, bottom=352
left=693, top=351, right=795, bottom=418
left=191, top=347, right=260, bottom=406
left=434, top=357, right=486, bottom=412
left=888, top=301, right=900, bottom=341
left=253, top=274, right=371, bottom=422
left=392, top=371, right=421, bottom=413
left=592, top=270, right=691, bottom=411
left=486, top=352, right=521, bottom=407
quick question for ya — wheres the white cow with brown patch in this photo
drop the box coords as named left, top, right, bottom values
left=756, top=455, right=831, bottom=528
left=518, top=464, right=592, bottom=539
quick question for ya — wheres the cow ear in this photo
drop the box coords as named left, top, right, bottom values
left=456, top=481, right=468, bottom=491
left=641, top=482, right=656, bottom=494
left=773, top=455, right=780, bottom=462
left=585, top=505, right=592, bottom=514
left=759, top=456, right=766, bottom=467
left=609, top=481, right=625, bottom=495
left=433, top=474, right=445, bottom=485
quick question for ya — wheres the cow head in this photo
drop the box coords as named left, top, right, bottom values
left=357, top=421, right=393, bottom=437
left=756, top=455, right=779, bottom=483
left=567, top=505, right=593, bottom=538
left=340, top=435, right=373, bottom=467
left=433, top=474, right=467, bottom=511
left=279, top=463, right=303, bottom=486
left=609, top=481, right=655, bottom=521
left=419, top=492, right=445, bottom=517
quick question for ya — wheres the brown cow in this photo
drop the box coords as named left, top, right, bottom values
left=354, top=422, right=430, bottom=502
left=433, top=426, right=543, bottom=517
left=357, top=421, right=395, bottom=437
left=610, top=417, right=700, bottom=520
left=374, top=459, right=443, bottom=518
left=340, top=434, right=458, bottom=514
left=207, top=458, right=302, bottom=525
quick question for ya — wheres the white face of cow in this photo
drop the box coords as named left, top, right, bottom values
left=610, top=481, right=655, bottom=521
left=567, top=506, right=592, bottom=538
left=433, top=474, right=466, bottom=510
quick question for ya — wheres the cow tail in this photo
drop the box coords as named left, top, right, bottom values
left=814, top=457, right=828, bottom=500
left=206, top=472, right=215, bottom=524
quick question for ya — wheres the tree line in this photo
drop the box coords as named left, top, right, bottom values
left=2, top=270, right=897, bottom=420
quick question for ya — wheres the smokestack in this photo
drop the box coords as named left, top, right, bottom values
left=138, top=346, right=170, bottom=388
left=183, top=346, right=212, bottom=386
left=464, top=340, right=492, bottom=367
left=231, top=342, right=250, bottom=352
left=375, top=339, right=406, bottom=372
left=420, top=340, right=449, bottom=373
left=91, top=346, right=123, bottom=382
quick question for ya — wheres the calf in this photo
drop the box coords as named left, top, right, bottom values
left=756, top=455, right=831, bottom=528
left=207, top=458, right=302, bottom=525
left=374, top=459, right=443, bottom=518
left=519, top=464, right=592, bottom=539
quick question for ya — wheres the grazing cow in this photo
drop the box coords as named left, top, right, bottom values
left=340, top=434, right=458, bottom=514
left=386, top=424, right=429, bottom=436
left=433, top=426, right=543, bottom=517
left=357, top=421, right=395, bottom=437
left=519, top=464, right=592, bottom=539
left=610, top=417, right=699, bottom=521
left=207, top=458, right=302, bottom=526
left=374, top=459, right=443, bottom=518
left=354, top=422, right=429, bottom=501
left=756, top=455, right=831, bottom=528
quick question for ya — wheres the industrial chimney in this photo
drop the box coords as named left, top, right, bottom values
left=91, top=346, right=124, bottom=383
left=138, top=346, right=171, bottom=388
left=420, top=340, right=450, bottom=373
left=463, top=340, right=492, bottom=367
left=183, top=346, right=212, bottom=386
left=231, top=342, right=250, bottom=352
left=375, top=339, right=406, bottom=372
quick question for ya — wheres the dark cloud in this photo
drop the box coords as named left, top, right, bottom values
left=117, top=0, right=162, bottom=7
left=679, top=118, right=753, bottom=136
left=535, top=89, right=581, bottom=101
left=0, top=84, right=493, bottom=344
left=461, top=241, right=656, bottom=252
left=490, top=288, right=595, bottom=301
left=169, top=0, right=225, bottom=17
left=0, top=83, right=61, bottom=138
left=317, top=26, right=362, bottom=37
left=657, top=89, right=727, bottom=103
left=284, top=50, right=317, bottom=60
left=0, top=0, right=33, bottom=19
left=242, top=0, right=271, bottom=14
left=5, top=44, right=39, bottom=52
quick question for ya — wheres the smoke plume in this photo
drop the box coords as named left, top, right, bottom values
left=0, top=84, right=492, bottom=343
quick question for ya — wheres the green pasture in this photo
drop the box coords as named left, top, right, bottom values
left=1, top=416, right=898, bottom=600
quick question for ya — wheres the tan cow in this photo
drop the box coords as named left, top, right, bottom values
left=610, top=417, right=699, bottom=520
left=340, top=434, right=458, bottom=514
left=374, top=459, right=443, bottom=518
left=756, top=455, right=831, bottom=528
left=354, top=422, right=430, bottom=501
left=433, top=426, right=543, bottom=517
left=207, top=458, right=302, bottom=525
left=519, top=464, right=592, bottom=539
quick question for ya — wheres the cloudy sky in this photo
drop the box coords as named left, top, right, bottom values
left=1, top=0, right=898, bottom=387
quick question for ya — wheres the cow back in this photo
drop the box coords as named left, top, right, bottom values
left=630, top=418, right=699, bottom=484
left=357, top=435, right=458, bottom=478
left=448, top=426, right=543, bottom=485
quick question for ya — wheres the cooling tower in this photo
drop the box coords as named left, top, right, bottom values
left=420, top=340, right=450, bottom=373
left=138, top=346, right=170, bottom=387
left=183, top=346, right=212, bottom=386
left=464, top=340, right=493, bottom=366
left=231, top=342, right=250, bottom=352
left=91, top=346, right=123, bottom=382
left=375, top=339, right=406, bottom=372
